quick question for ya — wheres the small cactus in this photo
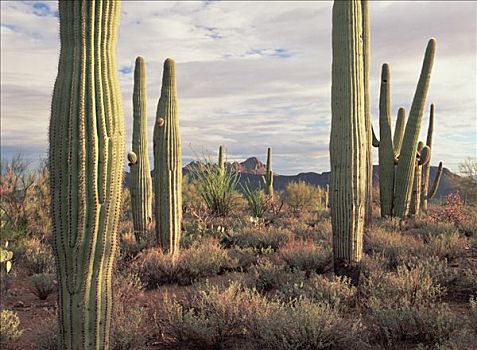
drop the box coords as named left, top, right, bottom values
left=265, top=147, right=274, bottom=198
left=218, top=145, right=225, bottom=175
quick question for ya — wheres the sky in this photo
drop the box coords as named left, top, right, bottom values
left=1, top=1, right=476, bottom=175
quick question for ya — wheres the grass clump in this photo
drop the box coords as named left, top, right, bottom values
left=29, top=273, right=56, bottom=300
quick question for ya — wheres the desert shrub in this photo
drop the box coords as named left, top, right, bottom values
left=453, top=266, right=477, bottom=300
left=111, top=272, right=145, bottom=350
left=423, top=231, right=468, bottom=261
left=251, top=298, right=365, bottom=350
left=429, top=193, right=466, bottom=228
left=364, top=227, right=423, bottom=269
left=36, top=312, right=59, bottom=350
left=367, top=304, right=461, bottom=347
left=278, top=275, right=357, bottom=310
left=242, top=183, right=267, bottom=218
left=279, top=240, right=332, bottom=276
left=118, top=231, right=148, bottom=263
left=227, top=247, right=258, bottom=271
left=136, top=239, right=232, bottom=288
left=21, top=239, right=55, bottom=275
left=470, top=296, right=477, bottom=332
left=155, top=282, right=268, bottom=348
left=221, top=227, right=290, bottom=251
left=283, top=181, right=325, bottom=213
left=289, top=219, right=333, bottom=244
left=182, top=175, right=205, bottom=211
left=30, top=273, right=56, bottom=300
left=362, top=263, right=444, bottom=309
left=246, top=261, right=302, bottom=293
left=414, top=219, right=457, bottom=237
left=405, top=256, right=456, bottom=288
left=192, top=160, right=239, bottom=217
left=0, top=309, right=22, bottom=342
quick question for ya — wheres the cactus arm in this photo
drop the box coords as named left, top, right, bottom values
left=420, top=104, right=434, bottom=211
left=330, top=0, right=367, bottom=283
left=378, top=64, right=395, bottom=217
left=49, top=1, right=124, bottom=348
left=393, top=38, right=436, bottom=218
left=427, top=161, right=443, bottom=199
left=130, top=56, right=153, bottom=241
left=153, top=58, right=182, bottom=255
left=372, top=126, right=380, bottom=147
left=393, top=107, right=406, bottom=159
left=265, top=147, right=274, bottom=198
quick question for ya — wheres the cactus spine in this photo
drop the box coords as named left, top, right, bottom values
left=49, top=1, right=124, bottom=349
left=394, top=38, right=436, bottom=218
left=153, top=58, right=182, bottom=255
left=265, top=147, right=273, bottom=198
left=129, top=56, right=153, bottom=241
left=378, top=64, right=395, bottom=217
left=330, top=0, right=367, bottom=282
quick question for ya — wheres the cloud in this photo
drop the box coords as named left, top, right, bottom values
left=1, top=1, right=476, bottom=174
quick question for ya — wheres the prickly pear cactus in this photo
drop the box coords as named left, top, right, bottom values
left=129, top=56, right=153, bottom=241
left=394, top=38, right=436, bottom=218
left=330, top=0, right=367, bottom=283
left=153, top=58, right=182, bottom=255
left=48, top=1, right=124, bottom=349
left=265, top=147, right=274, bottom=198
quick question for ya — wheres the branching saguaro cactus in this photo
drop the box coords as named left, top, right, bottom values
left=265, top=147, right=273, bottom=198
left=153, top=58, right=182, bottom=255
left=49, top=1, right=124, bottom=349
left=394, top=38, right=436, bottom=218
left=129, top=56, right=153, bottom=241
left=330, top=0, right=367, bottom=283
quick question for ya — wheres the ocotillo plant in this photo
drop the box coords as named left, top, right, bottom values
left=330, top=0, right=367, bottom=283
left=420, top=104, right=443, bottom=212
left=129, top=56, right=153, bottom=241
left=153, top=58, right=182, bottom=255
left=49, top=1, right=124, bottom=349
left=265, top=147, right=274, bottom=198
left=394, top=38, right=436, bottom=218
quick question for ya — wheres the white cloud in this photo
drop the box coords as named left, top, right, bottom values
left=1, top=0, right=476, bottom=174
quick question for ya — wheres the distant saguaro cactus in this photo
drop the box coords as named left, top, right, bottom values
left=49, top=1, right=124, bottom=349
left=330, top=0, right=367, bottom=283
left=153, top=58, right=182, bottom=255
left=218, top=145, right=225, bottom=175
left=129, top=56, right=153, bottom=241
left=265, top=147, right=274, bottom=198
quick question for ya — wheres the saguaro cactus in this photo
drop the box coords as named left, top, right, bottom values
left=394, top=38, right=436, bottom=218
left=378, top=63, right=395, bottom=217
left=153, top=58, right=182, bottom=255
left=129, top=56, right=153, bottom=241
left=49, top=1, right=124, bottom=349
left=218, top=145, right=225, bottom=175
left=330, top=0, right=367, bottom=282
left=265, top=147, right=273, bottom=198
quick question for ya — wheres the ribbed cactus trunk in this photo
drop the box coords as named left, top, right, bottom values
left=361, top=0, right=373, bottom=226
left=153, top=58, right=182, bottom=255
left=378, top=64, right=395, bottom=217
left=265, top=147, right=274, bottom=198
left=394, top=39, right=436, bottom=218
left=420, top=104, right=434, bottom=212
left=49, top=1, right=124, bottom=349
left=330, top=0, right=367, bottom=283
left=410, top=142, right=424, bottom=215
left=393, top=108, right=406, bottom=158
left=129, top=56, right=153, bottom=241
left=218, top=145, right=225, bottom=175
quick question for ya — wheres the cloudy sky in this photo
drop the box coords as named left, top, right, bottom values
left=1, top=1, right=476, bottom=175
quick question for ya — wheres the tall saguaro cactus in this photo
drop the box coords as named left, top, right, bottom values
left=49, top=1, right=124, bottom=349
left=153, top=58, right=182, bottom=255
left=378, top=63, right=395, bottom=217
left=394, top=38, right=436, bottom=218
left=129, top=56, right=153, bottom=241
left=265, top=147, right=273, bottom=198
left=330, top=0, right=367, bottom=282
